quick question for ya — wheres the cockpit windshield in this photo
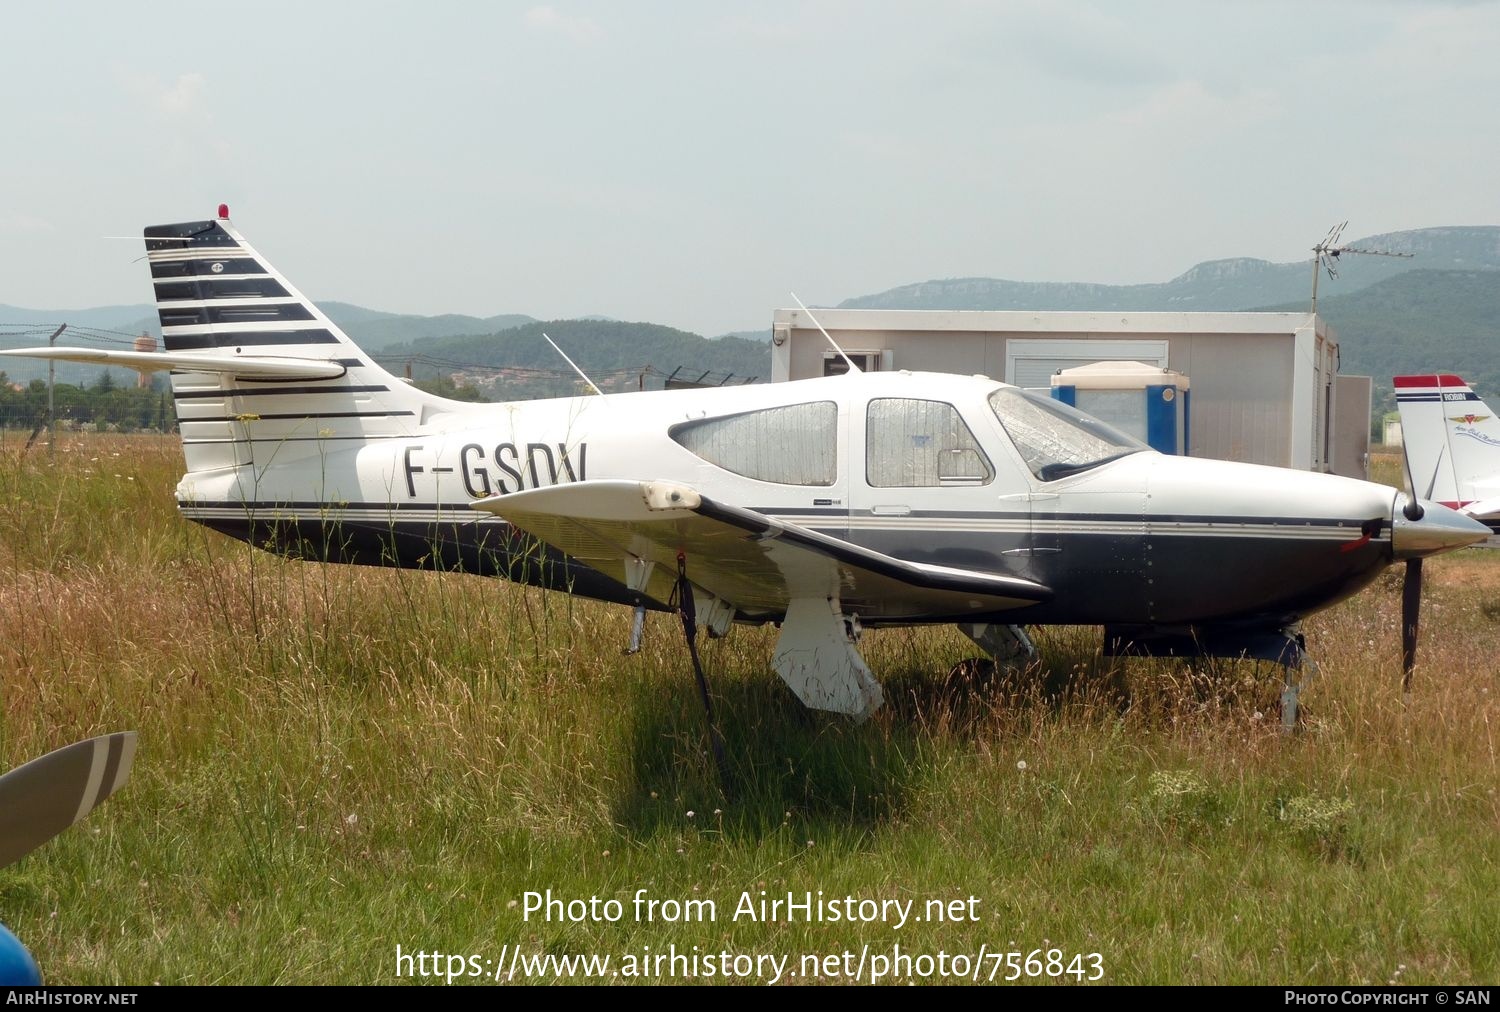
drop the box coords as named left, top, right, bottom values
left=988, top=387, right=1148, bottom=482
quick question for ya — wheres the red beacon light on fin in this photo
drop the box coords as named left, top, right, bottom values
left=217, top=203, right=230, bottom=220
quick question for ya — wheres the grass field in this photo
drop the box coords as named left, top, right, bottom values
left=1, top=436, right=1496, bottom=985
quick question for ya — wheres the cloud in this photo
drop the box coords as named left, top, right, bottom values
left=1109, top=79, right=1279, bottom=131
left=157, top=72, right=208, bottom=119
left=117, top=69, right=215, bottom=127
left=524, top=6, right=603, bottom=44
left=0, top=214, right=55, bottom=237
left=114, top=67, right=233, bottom=165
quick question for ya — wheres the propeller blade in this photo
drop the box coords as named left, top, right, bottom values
left=1400, top=439, right=1425, bottom=522
left=1401, top=557, right=1423, bottom=690
left=0, top=732, right=136, bottom=870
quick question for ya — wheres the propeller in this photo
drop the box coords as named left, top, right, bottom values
left=1399, top=445, right=1425, bottom=690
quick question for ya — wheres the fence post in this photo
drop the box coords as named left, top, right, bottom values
left=46, top=323, right=66, bottom=458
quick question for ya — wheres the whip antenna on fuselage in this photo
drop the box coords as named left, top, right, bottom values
left=542, top=331, right=605, bottom=397
left=790, top=292, right=860, bottom=374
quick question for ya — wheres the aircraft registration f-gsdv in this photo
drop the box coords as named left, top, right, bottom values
left=3, top=210, right=1487, bottom=723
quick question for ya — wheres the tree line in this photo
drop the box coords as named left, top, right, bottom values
left=0, top=371, right=174, bottom=432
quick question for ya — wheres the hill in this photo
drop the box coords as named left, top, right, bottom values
left=378, top=319, right=770, bottom=398
left=0, top=302, right=542, bottom=386
left=838, top=226, right=1500, bottom=313
left=1253, top=269, right=1500, bottom=418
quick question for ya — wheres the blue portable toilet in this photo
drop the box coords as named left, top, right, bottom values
left=1050, top=361, right=1191, bottom=455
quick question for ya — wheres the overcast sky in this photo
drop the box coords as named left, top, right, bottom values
left=2, top=1, right=1496, bottom=335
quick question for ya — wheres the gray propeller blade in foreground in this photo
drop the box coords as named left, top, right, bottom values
left=0, top=732, right=137, bottom=869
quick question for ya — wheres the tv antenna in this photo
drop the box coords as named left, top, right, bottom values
left=1309, top=221, right=1414, bottom=312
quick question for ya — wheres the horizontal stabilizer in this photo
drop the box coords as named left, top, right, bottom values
left=0, top=346, right=345, bottom=380
left=473, top=479, right=1051, bottom=621
left=1460, top=496, right=1500, bottom=527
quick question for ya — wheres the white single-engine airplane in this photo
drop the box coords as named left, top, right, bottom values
left=2, top=210, right=1488, bottom=728
left=1394, top=373, right=1500, bottom=537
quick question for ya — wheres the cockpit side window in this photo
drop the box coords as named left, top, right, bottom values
left=669, top=401, right=837, bottom=486
left=866, top=398, right=993, bottom=487
left=988, top=387, right=1146, bottom=482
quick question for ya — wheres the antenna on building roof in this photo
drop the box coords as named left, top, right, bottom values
left=1309, top=221, right=1414, bottom=313
left=790, top=292, right=861, bottom=374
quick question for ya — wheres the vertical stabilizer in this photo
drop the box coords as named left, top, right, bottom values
left=144, top=211, right=451, bottom=477
left=1394, top=374, right=1500, bottom=509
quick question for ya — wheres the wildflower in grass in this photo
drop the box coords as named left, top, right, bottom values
left=1016, top=760, right=1028, bottom=771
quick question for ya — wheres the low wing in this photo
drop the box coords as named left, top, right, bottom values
left=0, top=732, right=137, bottom=869
left=472, top=479, right=1050, bottom=621
left=0, top=346, right=345, bottom=380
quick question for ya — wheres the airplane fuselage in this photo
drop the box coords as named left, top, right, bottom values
left=176, top=369, right=1401, bottom=630
left=5, top=212, right=1489, bottom=719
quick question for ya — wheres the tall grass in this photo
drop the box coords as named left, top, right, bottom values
left=1, top=435, right=1495, bottom=984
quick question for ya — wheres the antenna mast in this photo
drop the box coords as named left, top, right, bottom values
left=542, top=332, right=605, bottom=396
left=1310, top=221, right=1414, bottom=313
left=790, top=292, right=861, bottom=374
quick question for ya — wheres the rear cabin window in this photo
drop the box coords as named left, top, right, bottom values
left=669, top=401, right=837, bottom=486
left=866, top=398, right=993, bottom=487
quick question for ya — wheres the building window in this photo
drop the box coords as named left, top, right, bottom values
left=824, top=351, right=883, bottom=377
left=670, top=401, right=837, bottom=486
left=866, top=398, right=992, bottom=487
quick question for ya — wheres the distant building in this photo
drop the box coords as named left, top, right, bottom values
left=1383, top=413, right=1403, bottom=447
left=769, top=308, right=1369, bottom=477
left=132, top=333, right=157, bottom=389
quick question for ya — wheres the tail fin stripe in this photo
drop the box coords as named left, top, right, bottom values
left=158, top=304, right=315, bottom=328
left=1397, top=392, right=1479, bottom=403
left=154, top=278, right=290, bottom=301
left=150, top=256, right=266, bottom=279
left=144, top=220, right=238, bottom=249
left=163, top=330, right=341, bottom=351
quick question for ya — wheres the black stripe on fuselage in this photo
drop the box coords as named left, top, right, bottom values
left=171, top=384, right=390, bottom=400
left=150, top=257, right=266, bottom=279
left=159, top=303, right=315, bottom=329
left=179, top=507, right=1390, bottom=626
left=181, top=434, right=412, bottom=445
left=783, top=506, right=1379, bottom=529
left=184, top=499, right=472, bottom=512
left=162, top=329, right=341, bottom=351
left=180, top=410, right=414, bottom=423
left=183, top=434, right=417, bottom=446
left=188, top=500, right=1385, bottom=531
left=185, top=512, right=648, bottom=610
left=154, top=277, right=291, bottom=301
